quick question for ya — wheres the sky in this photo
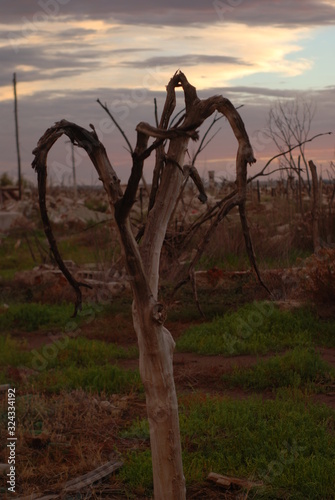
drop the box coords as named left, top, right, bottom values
left=0, top=0, right=334, bottom=187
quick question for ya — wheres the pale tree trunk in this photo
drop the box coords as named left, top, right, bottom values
left=133, top=141, right=189, bottom=499
left=32, top=71, right=256, bottom=499
left=308, top=160, right=321, bottom=252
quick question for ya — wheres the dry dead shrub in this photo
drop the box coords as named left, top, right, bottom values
left=298, top=248, right=335, bottom=308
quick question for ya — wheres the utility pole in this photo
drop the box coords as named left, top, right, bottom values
left=13, top=73, right=22, bottom=200
left=70, top=142, right=78, bottom=202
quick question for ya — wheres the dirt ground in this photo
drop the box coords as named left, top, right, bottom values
left=10, top=310, right=335, bottom=410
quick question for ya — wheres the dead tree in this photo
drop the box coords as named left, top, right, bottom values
left=267, top=97, right=316, bottom=196
left=32, top=71, right=256, bottom=500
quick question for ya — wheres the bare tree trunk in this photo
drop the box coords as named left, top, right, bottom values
left=308, top=160, right=320, bottom=252
left=32, top=71, right=257, bottom=500
left=132, top=312, right=185, bottom=498
left=118, top=215, right=186, bottom=498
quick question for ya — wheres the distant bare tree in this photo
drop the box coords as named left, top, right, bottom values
left=267, top=97, right=316, bottom=194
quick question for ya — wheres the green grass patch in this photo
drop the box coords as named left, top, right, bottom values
left=29, top=336, right=140, bottom=393
left=222, top=347, right=335, bottom=392
left=84, top=198, right=108, bottom=213
left=32, top=364, right=141, bottom=394
left=0, top=329, right=139, bottom=393
left=164, top=281, right=250, bottom=322
left=0, top=335, right=32, bottom=384
left=120, top=417, right=150, bottom=440
left=0, top=234, right=42, bottom=280
left=0, top=301, right=117, bottom=333
left=32, top=336, right=138, bottom=371
left=0, top=335, right=30, bottom=368
left=119, top=391, right=335, bottom=499
left=0, top=302, right=75, bottom=332
left=0, top=224, right=120, bottom=281
left=57, top=238, right=97, bottom=265
left=176, top=302, right=335, bottom=355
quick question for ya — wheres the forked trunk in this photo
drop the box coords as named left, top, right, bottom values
left=133, top=307, right=186, bottom=499
left=126, top=137, right=190, bottom=499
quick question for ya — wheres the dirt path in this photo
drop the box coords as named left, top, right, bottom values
left=9, top=319, right=335, bottom=409
left=115, top=349, right=335, bottom=408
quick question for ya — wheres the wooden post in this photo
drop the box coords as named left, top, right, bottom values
left=71, top=142, right=78, bottom=202
left=298, top=155, right=303, bottom=214
left=13, top=73, right=22, bottom=200
left=257, top=180, right=261, bottom=203
left=308, top=160, right=320, bottom=252
left=208, top=170, right=215, bottom=193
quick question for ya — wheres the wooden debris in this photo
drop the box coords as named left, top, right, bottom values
left=64, top=460, right=123, bottom=492
left=15, top=460, right=123, bottom=499
left=207, top=472, right=263, bottom=490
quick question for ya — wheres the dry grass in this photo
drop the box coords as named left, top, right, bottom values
left=0, top=390, right=146, bottom=497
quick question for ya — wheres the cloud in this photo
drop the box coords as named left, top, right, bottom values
left=0, top=42, right=107, bottom=87
left=217, top=86, right=310, bottom=99
left=1, top=20, right=311, bottom=99
left=50, top=27, right=97, bottom=39
left=212, top=0, right=335, bottom=28
left=0, top=2, right=322, bottom=98
left=1, top=0, right=335, bottom=27
left=122, top=54, right=252, bottom=69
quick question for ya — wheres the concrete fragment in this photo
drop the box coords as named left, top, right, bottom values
left=0, top=211, right=22, bottom=231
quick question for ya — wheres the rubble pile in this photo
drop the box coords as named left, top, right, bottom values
left=0, top=187, right=113, bottom=231
left=14, top=262, right=130, bottom=304
left=44, top=194, right=110, bottom=227
left=0, top=187, right=131, bottom=303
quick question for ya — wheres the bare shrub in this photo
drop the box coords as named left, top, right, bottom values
left=298, top=248, right=335, bottom=311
